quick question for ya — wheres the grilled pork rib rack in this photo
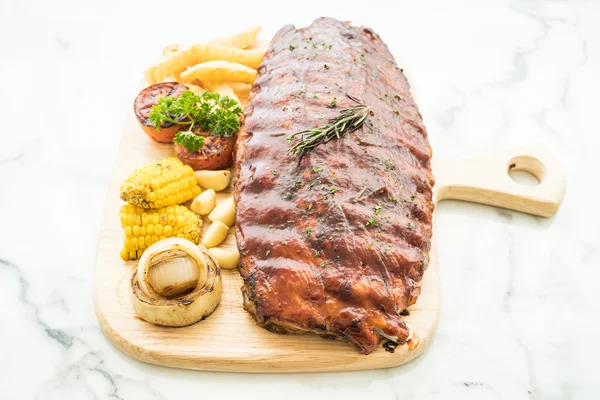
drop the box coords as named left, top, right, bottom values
left=235, top=17, right=434, bottom=354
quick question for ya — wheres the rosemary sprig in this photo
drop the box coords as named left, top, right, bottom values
left=287, top=94, right=372, bottom=163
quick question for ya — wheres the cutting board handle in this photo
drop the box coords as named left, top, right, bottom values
left=433, top=144, right=566, bottom=217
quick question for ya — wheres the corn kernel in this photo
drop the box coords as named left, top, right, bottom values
left=119, top=202, right=201, bottom=260
left=167, top=214, right=176, bottom=226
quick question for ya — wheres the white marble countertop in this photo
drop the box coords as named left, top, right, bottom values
left=1, top=0, right=599, bottom=398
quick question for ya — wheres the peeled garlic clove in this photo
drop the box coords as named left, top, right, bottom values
left=194, top=170, right=231, bottom=191
left=202, top=221, right=229, bottom=248
left=208, top=197, right=236, bottom=227
left=191, top=189, right=217, bottom=215
left=208, top=247, right=239, bottom=270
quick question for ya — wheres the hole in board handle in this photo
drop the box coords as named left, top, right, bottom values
left=507, top=156, right=545, bottom=187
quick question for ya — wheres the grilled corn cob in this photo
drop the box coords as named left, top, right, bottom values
left=120, top=158, right=201, bottom=209
left=119, top=204, right=202, bottom=261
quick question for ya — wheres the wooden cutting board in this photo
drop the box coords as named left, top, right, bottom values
left=94, top=67, right=566, bottom=373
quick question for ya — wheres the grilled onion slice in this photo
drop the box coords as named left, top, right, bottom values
left=130, top=238, right=222, bottom=327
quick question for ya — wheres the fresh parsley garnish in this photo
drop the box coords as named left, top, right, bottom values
left=148, top=90, right=242, bottom=152
left=173, top=131, right=205, bottom=153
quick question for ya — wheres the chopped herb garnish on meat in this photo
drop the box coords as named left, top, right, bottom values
left=282, top=192, right=292, bottom=200
left=329, top=187, right=338, bottom=194
left=393, top=110, right=400, bottom=115
left=293, top=178, right=302, bottom=189
left=329, top=98, right=337, bottom=108
left=308, top=203, right=313, bottom=210
left=312, top=93, right=318, bottom=99
left=374, top=205, right=382, bottom=215
left=320, top=261, right=327, bottom=267
left=289, top=45, right=297, bottom=51
left=411, top=195, right=416, bottom=200
left=315, top=250, right=321, bottom=257
left=394, top=94, right=402, bottom=101
left=388, top=196, right=399, bottom=204
left=305, top=228, right=312, bottom=234
left=308, top=182, right=315, bottom=189
left=366, top=218, right=379, bottom=227
left=266, top=250, right=271, bottom=256
left=360, top=54, right=365, bottom=62
left=324, top=64, right=329, bottom=70
left=312, top=42, right=318, bottom=49
left=271, top=169, right=277, bottom=175
left=313, top=166, right=324, bottom=173
left=385, top=159, right=395, bottom=171
left=407, top=223, right=414, bottom=230
left=282, top=106, right=288, bottom=111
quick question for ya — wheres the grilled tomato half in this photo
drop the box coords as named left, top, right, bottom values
left=134, top=82, right=189, bottom=143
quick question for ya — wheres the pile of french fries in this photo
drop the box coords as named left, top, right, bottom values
left=144, top=26, right=264, bottom=106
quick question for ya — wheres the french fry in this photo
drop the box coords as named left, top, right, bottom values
left=186, top=83, right=204, bottom=95
left=145, top=46, right=195, bottom=84
left=180, top=61, right=257, bottom=85
left=145, top=44, right=264, bottom=85
left=192, top=44, right=264, bottom=69
left=228, top=83, right=252, bottom=104
left=162, top=44, right=180, bottom=57
left=209, top=26, right=262, bottom=49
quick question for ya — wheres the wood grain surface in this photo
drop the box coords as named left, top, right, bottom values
left=93, top=67, right=565, bottom=373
